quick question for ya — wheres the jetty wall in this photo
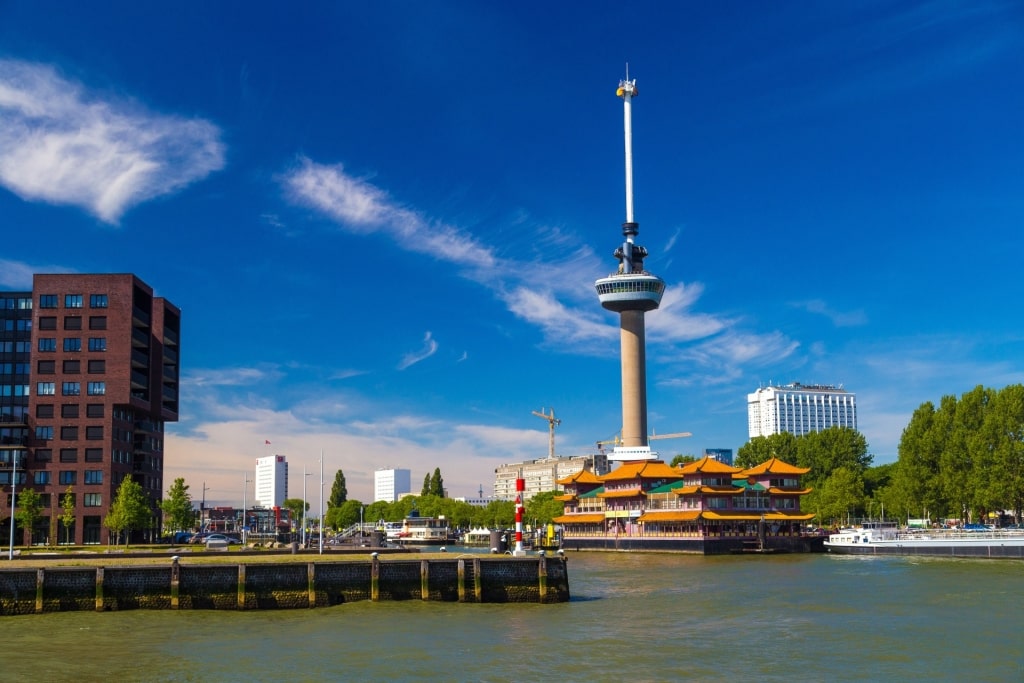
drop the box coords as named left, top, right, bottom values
left=0, top=556, right=569, bottom=615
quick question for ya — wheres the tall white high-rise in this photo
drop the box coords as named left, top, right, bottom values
left=747, top=383, right=857, bottom=439
left=254, top=454, right=288, bottom=507
left=374, top=468, right=411, bottom=503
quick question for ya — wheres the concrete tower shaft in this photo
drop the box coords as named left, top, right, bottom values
left=594, top=72, right=665, bottom=461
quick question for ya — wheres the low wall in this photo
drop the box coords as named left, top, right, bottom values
left=0, top=556, right=570, bottom=615
left=563, top=535, right=826, bottom=554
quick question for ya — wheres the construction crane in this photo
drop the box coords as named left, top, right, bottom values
left=532, top=408, right=561, bottom=459
left=596, top=429, right=692, bottom=453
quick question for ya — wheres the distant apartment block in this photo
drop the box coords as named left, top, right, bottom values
left=254, top=454, right=288, bottom=508
left=704, top=448, right=734, bottom=465
left=374, top=468, right=411, bottom=503
left=1, top=274, right=180, bottom=545
left=493, top=454, right=610, bottom=502
left=747, top=382, right=857, bottom=439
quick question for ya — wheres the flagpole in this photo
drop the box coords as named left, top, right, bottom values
left=319, top=450, right=324, bottom=555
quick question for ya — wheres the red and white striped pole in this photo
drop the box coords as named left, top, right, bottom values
left=514, top=473, right=525, bottom=556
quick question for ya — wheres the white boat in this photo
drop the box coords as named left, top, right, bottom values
left=390, top=515, right=451, bottom=546
left=825, top=521, right=1024, bottom=558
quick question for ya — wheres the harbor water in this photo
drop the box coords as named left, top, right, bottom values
left=2, top=550, right=1021, bottom=682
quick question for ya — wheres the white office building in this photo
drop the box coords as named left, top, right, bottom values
left=747, top=383, right=857, bottom=439
left=493, top=454, right=610, bottom=502
left=254, top=454, right=288, bottom=508
left=374, top=468, right=412, bottom=503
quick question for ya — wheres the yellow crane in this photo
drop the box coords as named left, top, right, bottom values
left=596, top=429, right=692, bottom=453
left=532, top=408, right=561, bottom=459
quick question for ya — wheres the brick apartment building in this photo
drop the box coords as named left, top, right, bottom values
left=0, top=274, right=179, bottom=545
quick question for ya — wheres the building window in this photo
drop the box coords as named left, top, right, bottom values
left=85, top=448, right=103, bottom=462
left=83, top=493, right=102, bottom=507
left=37, top=382, right=56, bottom=396
left=86, top=426, right=103, bottom=440
left=35, top=426, right=53, bottom=440
left=63, top=338, right=81, bottom=352
left=39, top=294, right=58, bottom=308
left=34, top=471, right=51, bottom=485
left=59, top=471, right=76, bottom=485
left=38, top=316, right=57, bottom=330
left=88, top=316, right=107, bottom=330
left=64, top=316, right=82, bottom=330
left=84, top=470, right=103, bottom=485
left=37, top=360, right=55, bottom=374
left=64, top=294, right=83, bottom=309
left=34, top=449, right=52, bottom=462
left=60, top=426, right=78, bottom=440
left=38, top=338, right=56, bottom=352
left=87, top=382, right=106, bottom=396
left=59, top=448, right=77, bottom=462
left=86, top=404, right=104, bottom=418
left=62, top=382, right=81, bottom=396
left=89, top=294, right=108, bottom=308
left=87, top=360, right=105, bottom=374
left=62, top=360, right=81, bottom=374
left=36, top=404, right=54, bottom=419
left=88, top=337, right=106, bottom=352
left=61, top=404, right=80, bottom=419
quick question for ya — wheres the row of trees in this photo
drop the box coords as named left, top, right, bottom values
left=727, top=384, right=1024, bottom=527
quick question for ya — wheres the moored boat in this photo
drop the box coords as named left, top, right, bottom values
left=825, top=521, right=1024, bottom=559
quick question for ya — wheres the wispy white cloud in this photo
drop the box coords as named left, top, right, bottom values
left=0, top=258, right=74, bottom=288
left=793, top=299, right=868, bottom=327
left=0, top=59, right=225, bottom=223
left=183, top=366, right=277, bottom=388
left=397, top=331, right=439, bottom=370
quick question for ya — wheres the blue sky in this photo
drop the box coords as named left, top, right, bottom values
left=2, top=2, right=1022, bottom=506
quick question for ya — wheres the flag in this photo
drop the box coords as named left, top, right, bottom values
left=265, top=440, right=271, bottom=445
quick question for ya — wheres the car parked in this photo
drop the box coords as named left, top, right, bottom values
left=204, top=533, right=241, bottom=545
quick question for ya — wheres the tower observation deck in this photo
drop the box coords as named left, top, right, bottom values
left=595, top=72, right=665, bottom=461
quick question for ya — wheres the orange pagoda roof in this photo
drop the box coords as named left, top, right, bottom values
left=553, top=493, right=576, bottom=502
left=638, top=510, right=701, bottom=522
left=557, top=469, right=602, bottom=486
left=553, top=513, right=606, bottom=524
left=739, top=457, right=810, bottom=476
left=601, top=460, right=684, bottom=482
left=598, top=487, right=645, bottom=499
left=767, top=487, right=813, bottom=495
left=701, top=511, right=816, bottom=522
left=677, top=456, right=743, bottom=475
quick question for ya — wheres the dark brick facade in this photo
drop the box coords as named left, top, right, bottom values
left=1, top=274, right=179, bottom=546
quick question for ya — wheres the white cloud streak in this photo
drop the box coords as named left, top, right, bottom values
left=0, top=59, right=225, bottom=223
left=397, top=331, right=439, bottom=370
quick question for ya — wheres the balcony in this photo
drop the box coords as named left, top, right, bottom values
left=131, top=369, right=149, bottom=389
left=131, top=305, right=150, bottom=327
left=131, top=327, right=150, bottom=348
left=131, top=348, right=149, bottom=368
left=163, top=327, right=179, bottom=346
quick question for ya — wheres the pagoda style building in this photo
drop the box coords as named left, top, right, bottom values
left=554, top=455, right=821, bottom=554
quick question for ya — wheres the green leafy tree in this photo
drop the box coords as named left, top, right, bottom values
left=429, top=468, right=445, bottom=497
left=364, top=500, right=391, bottom=525
left=807, top=466, right=864, bottom=525
left=736, top=433, right=799, bottom=468
left=283, top=497, right=309, bottom=531
left=421, top=473, right=431, bottom=496
left=59, top=486, right=75, bottom=545
left=473, top=499, right=515, bottom=528
left=160, top=477, right=194, bottom=533
left=328, top=470, right=347, bottom=508
left=14, top=488, right=43, bottom=546
left=670, top=454, right=697, bottom=467
left=105, top=477, right=151, bottom=547
left=326, top=499, right=364, bottom=530
left=524, top=491, right=566, bottom=527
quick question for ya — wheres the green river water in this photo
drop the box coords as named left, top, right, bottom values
left=2, top=550, right=1021, bottom=682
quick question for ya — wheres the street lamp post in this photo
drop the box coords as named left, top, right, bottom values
left=301, top=467, right=312, bottom=547
left=8, top=451, right=17, bottom=560
left=242, top=474, right=251, bottom=545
